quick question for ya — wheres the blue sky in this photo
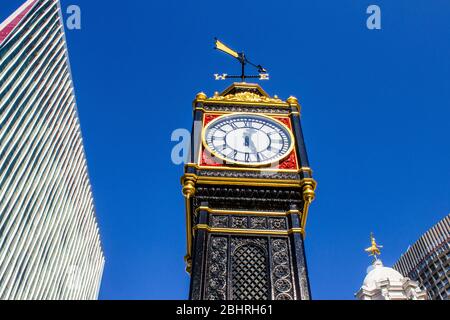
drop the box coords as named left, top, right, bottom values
left=2, top=0, right=449, bottom=300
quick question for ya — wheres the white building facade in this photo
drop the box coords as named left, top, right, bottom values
left=0, top=0, right=104, bottom=300
left=356, top=260, right=427, bottom=300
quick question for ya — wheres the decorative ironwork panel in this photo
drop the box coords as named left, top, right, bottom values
left=250, top=217, right=268, bottom=229
left=268, top=218, right=287, bottom=230
left=202, top=104, right=291, bottom=115
left=209, top=214, right=287, bottom=231
left=194, top=186, right=303, bottom=212
left=231, top=238, right=269, bottom=300
left=205, top=237, right=228, bottom=300
left=271, top=238, right=295, bottom=300
left=211, top=215, right=229, bottom=228
left=231, top=216, right=249, bottom=229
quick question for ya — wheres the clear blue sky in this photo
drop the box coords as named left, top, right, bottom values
left=2, top=0, right=449, bottom=300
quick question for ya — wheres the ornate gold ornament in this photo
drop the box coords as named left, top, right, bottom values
left=182, top=178, right=196, bottom=199
left=195, top=92, right=208, bottom=102
left=300, top=180, right=316, bottom=236
left=210, top=91, right=284, bottom=104
left=365, top=233, right=383, bottom=260
left=286, top=96, right=300, bottom=106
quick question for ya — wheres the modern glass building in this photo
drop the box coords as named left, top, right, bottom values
left=393, top=214, right=450, bottom=300
left=0, top=0, right=104, bottom=300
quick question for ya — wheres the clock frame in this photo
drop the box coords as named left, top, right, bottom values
left=199, top=113, right=299, bottom=170
left=201, top=113, right=296, bottom=168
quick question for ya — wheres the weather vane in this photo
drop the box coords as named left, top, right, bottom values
left=214, top=38, right=269, bottom=82
left=365, top=233, right=383, bottom=261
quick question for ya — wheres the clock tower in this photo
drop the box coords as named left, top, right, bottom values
left=182, top=82, right=317, bottom=300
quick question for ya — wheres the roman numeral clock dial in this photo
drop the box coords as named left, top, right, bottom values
left=203, top=114, right=294, bottom=166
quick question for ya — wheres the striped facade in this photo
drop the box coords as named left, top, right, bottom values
left=393, top=214, right=450, bottom=300
left=0, top=0, right=104, bottom=300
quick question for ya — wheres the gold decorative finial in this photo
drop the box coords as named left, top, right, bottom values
left=286, top=96, right=299, bottom=106
left=195, top=92, right=207, bottom=101
left=365, top=233, right=383, bottom=261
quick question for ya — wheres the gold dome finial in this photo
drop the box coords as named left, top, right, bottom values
left=195, top=92, right=208, bottom=101
left=182, top=179, right=196, bottom=199
left=365, top=233, right=383, bottom=261
left=287, top=96, right=299, bottom=106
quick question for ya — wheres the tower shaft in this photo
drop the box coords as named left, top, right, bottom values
left=182, top=83, right=316, bottom=300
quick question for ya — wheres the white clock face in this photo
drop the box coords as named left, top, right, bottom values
left=203, top=114, right=294, bottom=166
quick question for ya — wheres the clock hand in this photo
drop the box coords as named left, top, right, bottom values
left=243, top=129, right=258, bottom=153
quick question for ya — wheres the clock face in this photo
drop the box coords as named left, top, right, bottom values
left=203, top=114, right=294, bottom=166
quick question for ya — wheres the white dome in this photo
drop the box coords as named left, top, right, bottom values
left=363, top=260, right=404, bottom=288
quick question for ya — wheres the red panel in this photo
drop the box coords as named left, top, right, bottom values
left=203, top=114, right=221, bottom=126
left=201, top=150, right=225, bottom=167
left=274, top=117, right=292, bottom=129
left=278, top=152, right=298, bottom=170
left=0, top=0, right=37, bottom=46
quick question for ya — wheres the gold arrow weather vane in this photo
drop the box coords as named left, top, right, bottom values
left=215, top=39, right=240, bottom=59
left=214, top=38, right=269, bottom=82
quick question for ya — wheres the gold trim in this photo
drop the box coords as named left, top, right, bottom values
left=209, top=91, right=284, bottom=104
left=192, top=83, right=302, bottom=111
left=301, top=181, right=316, bottom=234
left=194, top=207, right=302, bottom=218
left=197, top=177, right=304, bottom=188
left=186, top=163, right=312, bottom=175
left=290, top=228, right=304, bottom=234
left=193, top=224, right=304, bottom=236
left=182, top=173, right=317, bottom=189
left=193, top=99, right=290, bottom=109
left=194, top=107, right=295, bottom=117
left=201, top=113, right=296, bottom=167
left=182, top=176, right=196, bottom=274
left=196, top=207, right=285, bottom=217
left=220, top=82, right=271, bottom=98
left=184, top=197, right=192, bottom=274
